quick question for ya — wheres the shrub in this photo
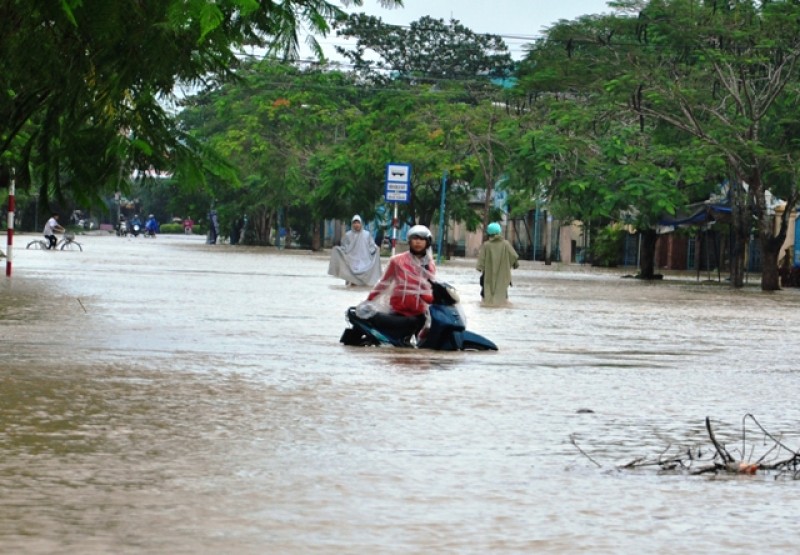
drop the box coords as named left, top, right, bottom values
left=159, top=223, right=183, bottom=234
left=591, top=223, right=626, bottom=267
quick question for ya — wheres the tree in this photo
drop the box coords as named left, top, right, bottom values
left=511, top=11, right=722, bottom=277
left=0, top=0, right=402, bottom=211
left=178, top=61, right=365, bottom=246
left=594, top=0, right=800, bottom=289
left=513, top=0, right=800, bottom=288
left=326, top=85, right=487, bottom=229
left=334, top=13, right=516, bottom=229
left=457, top=103, right=515, bottom=237
left=334, top=14, right=514, bottom=89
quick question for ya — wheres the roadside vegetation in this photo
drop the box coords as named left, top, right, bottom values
left=3, top=0, right=800, bottom=290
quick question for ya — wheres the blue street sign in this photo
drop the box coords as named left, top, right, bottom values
left=385, top=163, right=411, bottom=203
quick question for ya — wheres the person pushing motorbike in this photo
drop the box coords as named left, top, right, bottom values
left=366, top=224, right=437, bottom=317
left=343, top=224, right=497, bottom=350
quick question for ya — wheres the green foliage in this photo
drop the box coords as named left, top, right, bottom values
left=159, top=223, right=184, bottom=234
left=179, top=61, right=372, bottom=243
left=178, top=39, right=516, bottom=239
left=0, top=0, right=402, bottom=210
left=510, top=0, right=800, bottom=288
left=590, top=223, right=626, bottom=267
left=334, top=14, right=514, bottom=87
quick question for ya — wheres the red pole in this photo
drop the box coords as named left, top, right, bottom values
left=391, top=207, right=398, bottom=256
left=5, top=168, right=14, bottom=277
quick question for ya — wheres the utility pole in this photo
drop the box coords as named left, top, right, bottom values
left=436, top=170, right=447, bottom=263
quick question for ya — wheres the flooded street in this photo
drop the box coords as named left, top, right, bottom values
left=2, top=232, right=800, bottom=554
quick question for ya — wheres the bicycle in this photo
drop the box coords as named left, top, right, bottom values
left=25, top=238, right=48, bottom=250
left=26, top=231, right=83, bottom=251
left=57, top=232, right=83, bottom=251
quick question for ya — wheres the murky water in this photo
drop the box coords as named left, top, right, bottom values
left=2, top=233, right=800, bottom=554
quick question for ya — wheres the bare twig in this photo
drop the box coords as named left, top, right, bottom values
left=743, top=413, right=798, bottom=457
left=579, top=416, right=800, bottom=479
left=706, top=416, right=734, bottom=464
left=569, top=434, right=602, bottom=468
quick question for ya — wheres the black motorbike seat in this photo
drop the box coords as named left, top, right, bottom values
left=352, top=308, right=424, bottom=338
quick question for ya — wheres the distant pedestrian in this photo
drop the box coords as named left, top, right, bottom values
left=477, top=222, right=519, bottom=306
left=183, top=216, right=194, bottom=234
left=230, top=217, right=243, bottom=245
left=207, top=210, right=219, bottom=244
left=328, top=215, right=382, bottom=286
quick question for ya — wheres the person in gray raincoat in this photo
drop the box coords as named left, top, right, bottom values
left=477, top=222, right=519, bottom=306
left=328, top=215, right=382, bottom=287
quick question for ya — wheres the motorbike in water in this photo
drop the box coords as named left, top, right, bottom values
left=340, top=280, right=498, bottom=351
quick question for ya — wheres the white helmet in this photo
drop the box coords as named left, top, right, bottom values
left=407, top=224, right=432, bottom=248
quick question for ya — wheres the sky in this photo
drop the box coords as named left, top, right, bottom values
left=310, top=0, right=616, bottom=60
left=174, top=0, right=616, bottom=99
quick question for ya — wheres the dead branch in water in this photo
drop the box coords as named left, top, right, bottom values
left=705, top=416, right=734, bottom=464
left=569, top=434, right=602, bottom=468
left=570, top=416, right=800, bottom=479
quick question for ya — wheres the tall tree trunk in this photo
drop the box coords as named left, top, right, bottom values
left=757, top=187, right=796, bottom=291
left=760, top=237, right=781, bottom=291
left=749, top=171, right=794, bottom=291
left=253, top=206, right=272, bottom=246
left=729, top=221, right=748, bottom=288
left=638, top=229, right=658, bottom=279
left=544, top=210, right=552, bottom=265
left=311, top=220, right=322, bottom=251
left=481, top=182, right=493, bottom=240
left=469, top=114, right=498, bottom=239
left=729, top=180, right=749, bottom=288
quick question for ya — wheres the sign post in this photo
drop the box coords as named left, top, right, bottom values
left=5, top=168, right=15, bottom=277
left=384, top=163, right=411, bottom=256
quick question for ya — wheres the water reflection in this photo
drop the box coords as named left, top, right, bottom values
left=2, top=234, right=800, bottom=554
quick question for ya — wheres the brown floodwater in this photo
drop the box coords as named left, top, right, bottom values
left=2, top=232, right=800, bottom=554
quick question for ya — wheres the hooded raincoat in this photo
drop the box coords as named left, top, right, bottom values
left=328, top=227, right=382, bottom=286
left=477, top=234, right=519, bottom=306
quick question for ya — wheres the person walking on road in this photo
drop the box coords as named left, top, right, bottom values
left=43, top=213, right=65, bottom=250
left=477, top=222, right=519, bottom=306
left=328, top=215, right=382, bottom=287
left=207, top=210, right=219, bottom=244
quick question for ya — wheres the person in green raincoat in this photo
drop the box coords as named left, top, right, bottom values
left=477, top=222, right=519, bottom=306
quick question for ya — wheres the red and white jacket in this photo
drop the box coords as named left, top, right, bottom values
left=367, top=250, right=436, bottom=316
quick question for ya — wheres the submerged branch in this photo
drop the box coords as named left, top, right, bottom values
left=706, top=416, right=735, bottom=464
left=569, top=434, right=602, bottom=468
left=577, top=416, right=800, bottom=479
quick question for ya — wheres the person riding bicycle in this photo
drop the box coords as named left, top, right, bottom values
left=42, top=213, right=65, bottom=250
